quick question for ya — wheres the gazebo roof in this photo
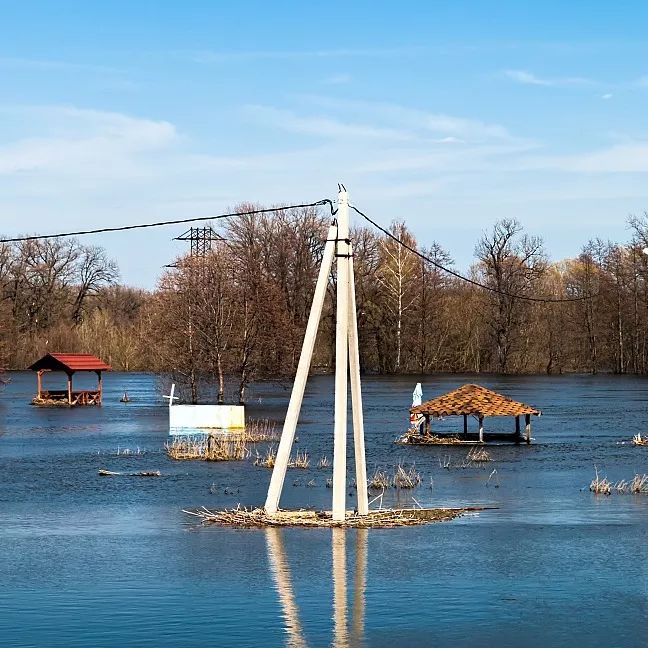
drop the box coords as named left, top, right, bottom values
left=29, top=353, right=112, bottom=373
left=411, top=383, right=540, bottom=418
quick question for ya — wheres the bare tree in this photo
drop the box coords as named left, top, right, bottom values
left=376, top=222, right=420, bottom=371
left=72, top=245, right=119, bottom=324
left=475, top=219, right=547, bottom=372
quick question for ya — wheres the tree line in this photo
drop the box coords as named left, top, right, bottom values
left=3, top=206, right=648, bottom=401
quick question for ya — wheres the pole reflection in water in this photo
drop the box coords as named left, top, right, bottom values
left=332, top=528, right=348, bottom=647
left=351, top=528, right=368, bottom=645
left=265, top=528, right=307, bottom=648
left=265, top=527, right=368, bottom=647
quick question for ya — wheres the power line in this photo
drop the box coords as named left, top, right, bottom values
left=349, top=204, right=594, bottom=304
left=0, top=199, right=334, bottom=243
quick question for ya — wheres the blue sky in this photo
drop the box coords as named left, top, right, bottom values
left=2, top=1, right=648, bottom=287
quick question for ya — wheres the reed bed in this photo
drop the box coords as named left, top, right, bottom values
left=115, top=446, right=144, bottom=456
left=183, top=505, right=473, bottom=528
left=590, top=468, right=612, bottom=495
left=368, top=469, right=392, bottom=490
left=254, top=446, right=277, bottom=468
left=393, top=464, right=421, bottom=489
left=467, top=447, right=491, bottom=463
left=290, top=450, right=310, bottom=469
left=243, top=419, right=278, bottom=442
left=630, top=474, right=648, bottom=493
left=166, top=435, right=250, bottom=461
left=632, top=433, right=648, bottom=446
left=253, top=448, right=310, bottom=469
left=590, top=469, right=648, bottom=495
left=397, top=432, right=466, bottom=446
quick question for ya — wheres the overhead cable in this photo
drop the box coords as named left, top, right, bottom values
left=0, top=199, right=334, bottom=243
left=349, top=204, right=594, bottom=304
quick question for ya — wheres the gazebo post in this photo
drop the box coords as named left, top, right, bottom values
left=96, top=370, right=103, bottom=404
left=515, top=415, right=521, bottom=444
left=525, top=413, right=531, bottom=444
left=463, top=414, right=468, bottom=437
left=37, top=370, right=43, bottom=400
left=66, top=372, right=73, bottom=405
left=478, top=416, right=484, bottom=443
left=424, top=414, right=431, bottom=436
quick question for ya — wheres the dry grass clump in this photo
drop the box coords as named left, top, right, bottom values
left=590, top=468, right=612, bottom=495
left=253, top=448, right=310, bottom=469
left=243, top=419, right=278, bottom=442
left=393, top=464, right=421, bottom=489
left=290, top=450, right=310, bottom=469
left=115, top=446, right=144, bottom=456
left=166, top=435, right=250, bottom=461
left=467, top=446, right=491, bottom=463
left=590, top=469, right=648, bottom=495
left=184, top=505, right=472, bottom=528
left=632, top=433, right=648, bottom=446
left=397, top=432, right=464, bottom=446
left=630, top=474, right=648, bottom=493
left=614, top=479, right=629, bottom=493
left=254, top=446, right=277, bottom=468
left=368, top=469, right=392, bottom=490
left=318, top=456, right=330, bottom=469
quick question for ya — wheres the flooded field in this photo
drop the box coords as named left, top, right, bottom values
left=1, top=371, right=648, bottom=647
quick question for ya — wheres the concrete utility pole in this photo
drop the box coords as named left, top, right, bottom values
left=264, top=186, right=369, bottom=520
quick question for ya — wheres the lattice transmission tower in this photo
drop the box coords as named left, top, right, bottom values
left=175, top=226, right=224, bottom=257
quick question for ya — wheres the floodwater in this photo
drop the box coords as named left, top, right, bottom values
left=1, top=371, right=648, bottom=647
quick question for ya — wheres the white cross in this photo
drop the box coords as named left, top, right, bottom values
left=163, top=383, right=179, bottom=407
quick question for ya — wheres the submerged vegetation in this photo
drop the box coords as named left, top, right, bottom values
left=590, top=468, right=648, bottom=495
left=184, top=505, right=472, bottom=528
left=166, top=435, right=250, bottom=462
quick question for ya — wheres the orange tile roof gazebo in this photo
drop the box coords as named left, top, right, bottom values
left=410, top=383, right=541, bottom=443
left=29, top=353, right=111, bottom=406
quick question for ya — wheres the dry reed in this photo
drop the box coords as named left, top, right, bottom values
left=166, top=434, right=250, bottom=461
left=290, top=450, right=310, bottom=469
left=254, top=446, right=277, bottom=468
left=243, top=419, right=278, bottom=442
left=590, top=468, right=612, bottom=495
left=184, top=505, right=474, bottom=528
left=630, top=474, right=648, bottom=493
left=467, top=447, right=491, bottom=463
left=318, top=456, right=330, bottom=469
left=368, top=469, right=391, bottom=490
left=398, top=432, right=465, bottom=446
left=393, top=464, right=421, bottom=489
left=632, top=433, right=648, bottom=446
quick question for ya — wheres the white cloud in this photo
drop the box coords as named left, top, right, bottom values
left=0, top=106, right=176, bottom=176
left=536, top=143, right=648, bottom=173
left=504, top=69, right=595, bottom=87
left=601, top=93, right=613, bottom=100
left=297, top=96, right=523, bottom=144
left=184, top=47, right=425, bottom=64
left=243, top=105, right=413, bottom=141
left=2, top=98, right=648, bottom=288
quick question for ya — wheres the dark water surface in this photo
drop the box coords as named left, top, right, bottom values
left=1, top=371, right=648, bottom=647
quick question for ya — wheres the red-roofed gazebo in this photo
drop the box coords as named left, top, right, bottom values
left=29, top=353, right=112, bottom=406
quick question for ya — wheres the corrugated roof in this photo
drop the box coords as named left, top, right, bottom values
left=411, top=383, right=540, bottom=418
left=29, top=353, right=112, bottom=372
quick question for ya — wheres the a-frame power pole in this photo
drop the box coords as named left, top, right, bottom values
left=264, top=187, right=368, bottom=521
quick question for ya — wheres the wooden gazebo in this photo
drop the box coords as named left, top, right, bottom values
left=410, top=383, right=541, bottom=444
left=29, top=353, right=111, bottom=406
